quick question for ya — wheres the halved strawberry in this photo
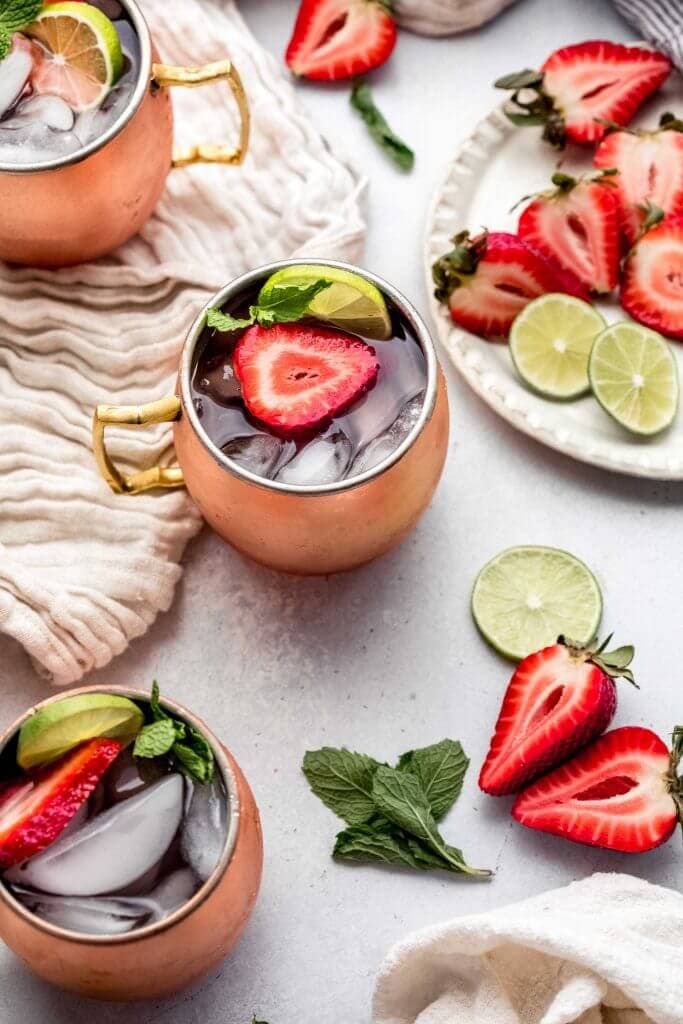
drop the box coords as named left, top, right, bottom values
left=0, top=738, right=122, bottom=869
left=620, top=214, right=683, bottom=341
left=512, top=726, right=682, bottom=853
left=517, top=172, right=621, bottom=294
left=285, top=0, right=397, bottom=82
left=496, top=41, right=671, bottom=148
left=432, top=230, right=588, bottom=340
left=594, top=114, right=683, bottom=245
left=479, top=636, right=635, bottom=796
left=233, top=323, right=379, bottom=436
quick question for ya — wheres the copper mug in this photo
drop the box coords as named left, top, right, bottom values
left=92, top=260, right=450, bottom=575
left=0, top=685, right=263, bottom=1001
left=0, top=0, right=250, bottom=267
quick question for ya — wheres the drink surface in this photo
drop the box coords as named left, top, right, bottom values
left=0, top=695, right=228, bottom=937
left=0, top=1, right=139, bottom=166
left=191, top=281, right=428, bottom=487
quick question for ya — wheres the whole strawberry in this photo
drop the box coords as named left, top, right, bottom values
left=495, top=40, right=671, bottom=148
left=432, top=230, right=586, bottom=341
left=479, top=635, right=636, bottom=796
left=513, top=725, right=683, bottom=853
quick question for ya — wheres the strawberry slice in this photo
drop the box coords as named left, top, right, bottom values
left=432, top=230, right=588, bottom=341
left=517, top=172, right=621, bottom=294
left=496, top=41, right=671, bottom=148
left=0, top=738, right=122, bottom=869
left=620, top=214, right=683, bottom=341
left=479, top=636, right=635, bottom=796
left=594, top=114, right=683, bottom=244
left=512, top=726, right=682, bottom=853
left=233, top=323, right=379, bottom=436
left=285, top=0, right=397, bottom=81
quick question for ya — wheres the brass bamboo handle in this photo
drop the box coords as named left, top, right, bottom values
left=93, top=396, right=184, bottom=495
left=153, top=60, right=250, bottom=168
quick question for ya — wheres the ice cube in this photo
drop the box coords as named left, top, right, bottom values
left=113, top=20, right=139, bottom=62
left=0, top=121, right=82, bottom=164
left=7, top=775, right=184, bottom=896
left=10, top=95, right=74, bottom=131
left=8, top=886, right=152, bottom=936
left=105, top=748, right=167, bottom=802
left=276, top=433, right=352, bottom=486
left=145, top=867, right=198, bottom=919
left=223, top=434, right=285, bottom=479
left=180, top=778, right=227, bottom=882
left=349, top=392, right=425, bottom=477
left=0, top=37, right=32, bottom=119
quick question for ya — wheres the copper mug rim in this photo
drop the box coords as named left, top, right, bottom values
left=0, top=0, right=154, bottom=176
left=0, top=685, right=241, bottom=946
left=178, top=258, right=440, bottom=499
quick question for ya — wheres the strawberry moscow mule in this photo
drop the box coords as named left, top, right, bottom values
left=0, top=0, right=138, bottom=165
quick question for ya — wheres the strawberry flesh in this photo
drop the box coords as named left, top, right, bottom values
left=0, top=738, right=122, bottom=870
left=479, top=643, right=618, bottom=796
left=620, top=215, right=683, bottom=341
left=518, top=176, right=621, bottom=294
left=594, top=119, right=683, bottom=244
left=286, top=0, right=397, bottom=81
left=233, top=323, right=379, bottom=437
left=433, top=231, right=588, bottom=341
left=512, top=726, right=678, bottom=852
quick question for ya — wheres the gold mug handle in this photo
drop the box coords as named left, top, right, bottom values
left=93, top=397, right=184, bottom=495
left=152, top=60, right=250, bottom=168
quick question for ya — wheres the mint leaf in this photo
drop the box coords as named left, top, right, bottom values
left=303, top=747, right=382, bottom=825
left=0, top=26, right=10, bottom=61
left=133, top=719, right=177, bottom=759
left=149, top=680, right=169, bottom=722
left=372, top=765, right=491, bottom=877
left=206, top=307, right=254, bottom=333
left=173, top=741, right=213, bottom=784
left=335, top=823, right=428, bottom=869
left=251, top=281, right=330, bottom=326
left=351, top=81, right=414, bottom=172
left=397, top=740, right=469, bottom=822
left=0, top=0, right=42, bottom=34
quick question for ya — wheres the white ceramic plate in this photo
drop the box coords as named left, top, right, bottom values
left=424, top=72, right=683, bottom=479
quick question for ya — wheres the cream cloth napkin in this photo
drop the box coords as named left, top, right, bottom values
left=373, top=873, right=683, bottom=1024
left=395, top=0, right=518, bottom=35
left=0, top=0, right=365, bottom=686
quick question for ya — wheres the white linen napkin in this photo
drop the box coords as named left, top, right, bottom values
left=0, top=0, right=365, bottom=686
left=395, top=0, right=518, bottom=35
left=373, top=873, right=683, bottom=1024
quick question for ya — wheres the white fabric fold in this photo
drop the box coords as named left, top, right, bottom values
left=373, top=873, right=683, bottom=1024
left=394, top=0, right=518, bottom=36
left=0, top=0, right=366, bottom=685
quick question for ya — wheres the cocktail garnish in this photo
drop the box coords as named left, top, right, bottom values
left=0, top=0, right=42, bottom=61
left=207, top=280, right=331, bottom=334
left=133, top=682, right=215, bottom=784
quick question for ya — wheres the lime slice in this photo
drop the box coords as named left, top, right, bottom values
left=588, top=321, right=679, bottom=436
left=18, top=694, right=144, bottom=770
left=260, top=264, right=392, bottom=341
left=472, top=546, right=602, bottom=661
left=510, top=293, right=605, bottom=400
left=27, top=2, right=123, bottom=113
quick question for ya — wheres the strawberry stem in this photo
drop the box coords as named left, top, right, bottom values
left=558, top=635, right=637, bottom=687
left=432, top=230, right=488, bottom=302
left=668, top=727, right=683, bottom=827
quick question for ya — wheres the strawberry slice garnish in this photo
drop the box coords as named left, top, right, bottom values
left=0, top=738, right=122, bottom=869
left=620, top=214, right=683, bottom=341
left=512, top=726, right=682, bottom=853
left=594, top=114, right=683, bottom=245
left=233, top=323, right=379, bottom=436
left=432, top=230, right=588, bottom=341
left=517, top=172, right=621, bottom=294
left=496, top=41, right=671, bottom=148
left=285, top=0, right=397, bottom=82
left=479, top=636, right=636, bottom=796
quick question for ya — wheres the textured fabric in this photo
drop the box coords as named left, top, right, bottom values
left=395, top=0, right=518, bottom=36
left=613, top=0, right=683, bottom=69
left=0, top=0, right=366, bottom=686
left=373, top=873, right=683, bottom=1024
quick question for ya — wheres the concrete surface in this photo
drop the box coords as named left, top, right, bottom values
left=1, top=0, right=681, bottom=1021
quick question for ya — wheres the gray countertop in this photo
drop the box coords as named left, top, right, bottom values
left=2, top=0, right=682, bottom=1021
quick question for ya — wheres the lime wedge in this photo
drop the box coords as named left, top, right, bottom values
left=27, top=2, right=123, bottom=113
left=588, top=321, right=679, bottom=436
left=18, top=694, right=144, bottom=770
left=510, top=293, right=605, bottom=399
left=472, top=546, right=602, bottom=661
left=259, top=264, right=392, bottom=341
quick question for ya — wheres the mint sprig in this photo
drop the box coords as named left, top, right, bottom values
left=206, top=280, right=331, bottom=334
left=0, top=0, right=43, bottom=61
left=303, top=740, right=490, bottom=878
left=350, top=81, right=414, bottom=172
left=133, top=682, right=215, bottom=785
